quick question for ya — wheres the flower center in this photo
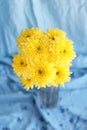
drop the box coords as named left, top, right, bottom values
left=20, top=62, right=24, bottom=65
left=38, top=70, right=43, bottom=74
left=56, top=71, right=59, bottom=75
left=63, top=50, right=66, bottom=53
left=52, top=37, right=55, bottom=40
left=27, top=78, right=31, bottom=81
left=20, top=61, right=27, bottom=66
left=37, top=47, right=41, bottom=50
left=26, top=35, right=30, bottom=38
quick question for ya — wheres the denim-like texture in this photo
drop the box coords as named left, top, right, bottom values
left=0, top=0, right=87, bottom=129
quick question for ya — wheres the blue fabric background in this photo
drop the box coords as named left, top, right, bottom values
left=0, top=0, right=87, bottom=130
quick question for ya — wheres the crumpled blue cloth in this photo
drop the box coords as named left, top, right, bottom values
left=0, top=0, right=87, bottom=130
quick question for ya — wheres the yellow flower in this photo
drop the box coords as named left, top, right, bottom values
left=46, top=28, right=66, bottom=40
left=16, top=28, right=44, bottom=52
left=23, top=38, right=49, bottom=63
left=20, top=77, right=34, bottom=90
left=31, top=62, right=56, bottom=88
left=16, top=37, right=28, bottom=52
left=53, top=66, right=71, bottom=87
left=12, top=28, right=76, bottom=90
left=59, top=43, right=76, bottom=65
left=45, top=39, right=61, bottom=64
left=21, top=28, right=43, bottom=40
left=44, top=38, right=68, bottom=65
left=64, top=38, right=74, bottom=45
left=48, top=37, right=76, bottom=65
left=28, top=39, right=46, bottom=55
left=12, top=54, right=29, bottom=77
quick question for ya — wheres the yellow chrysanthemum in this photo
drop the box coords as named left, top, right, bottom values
left=31, top=62, right=56, bottom=88
left=44, top=38, right=70, bottom=65
left=46, top=28, right=66, bottom=40
left=53, top=66, right=72, bottom=87
left=64, top=38, right=74, bottom=45
left=45, top=39, right=62, bottom=64
left=12, top=54, right=29, bottom=77
left=20, top=77, right=34, bottom=90
left=12, top=28, right=76, bottom=90
left=47, top=37, right=76, bottom=65
left=16, top=37, right=28, bottom=52
left=23, top=38, right=49, bottom=63
left=21, top=28, right=43, bottom=40
left=16, top=28, right=44, bottom=52
left=58, top=43, right=76, bottom=65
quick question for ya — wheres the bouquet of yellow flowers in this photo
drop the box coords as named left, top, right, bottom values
left=12, top=28, right=76, bottom=90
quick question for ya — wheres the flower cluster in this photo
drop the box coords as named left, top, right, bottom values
left=12, top=28, right=76, bottom=90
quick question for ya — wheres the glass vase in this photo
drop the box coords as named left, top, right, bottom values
left=39, top=86, right=59, bottom=108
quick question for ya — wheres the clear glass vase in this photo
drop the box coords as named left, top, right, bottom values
left=39, top=86, right=59, bottom=108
